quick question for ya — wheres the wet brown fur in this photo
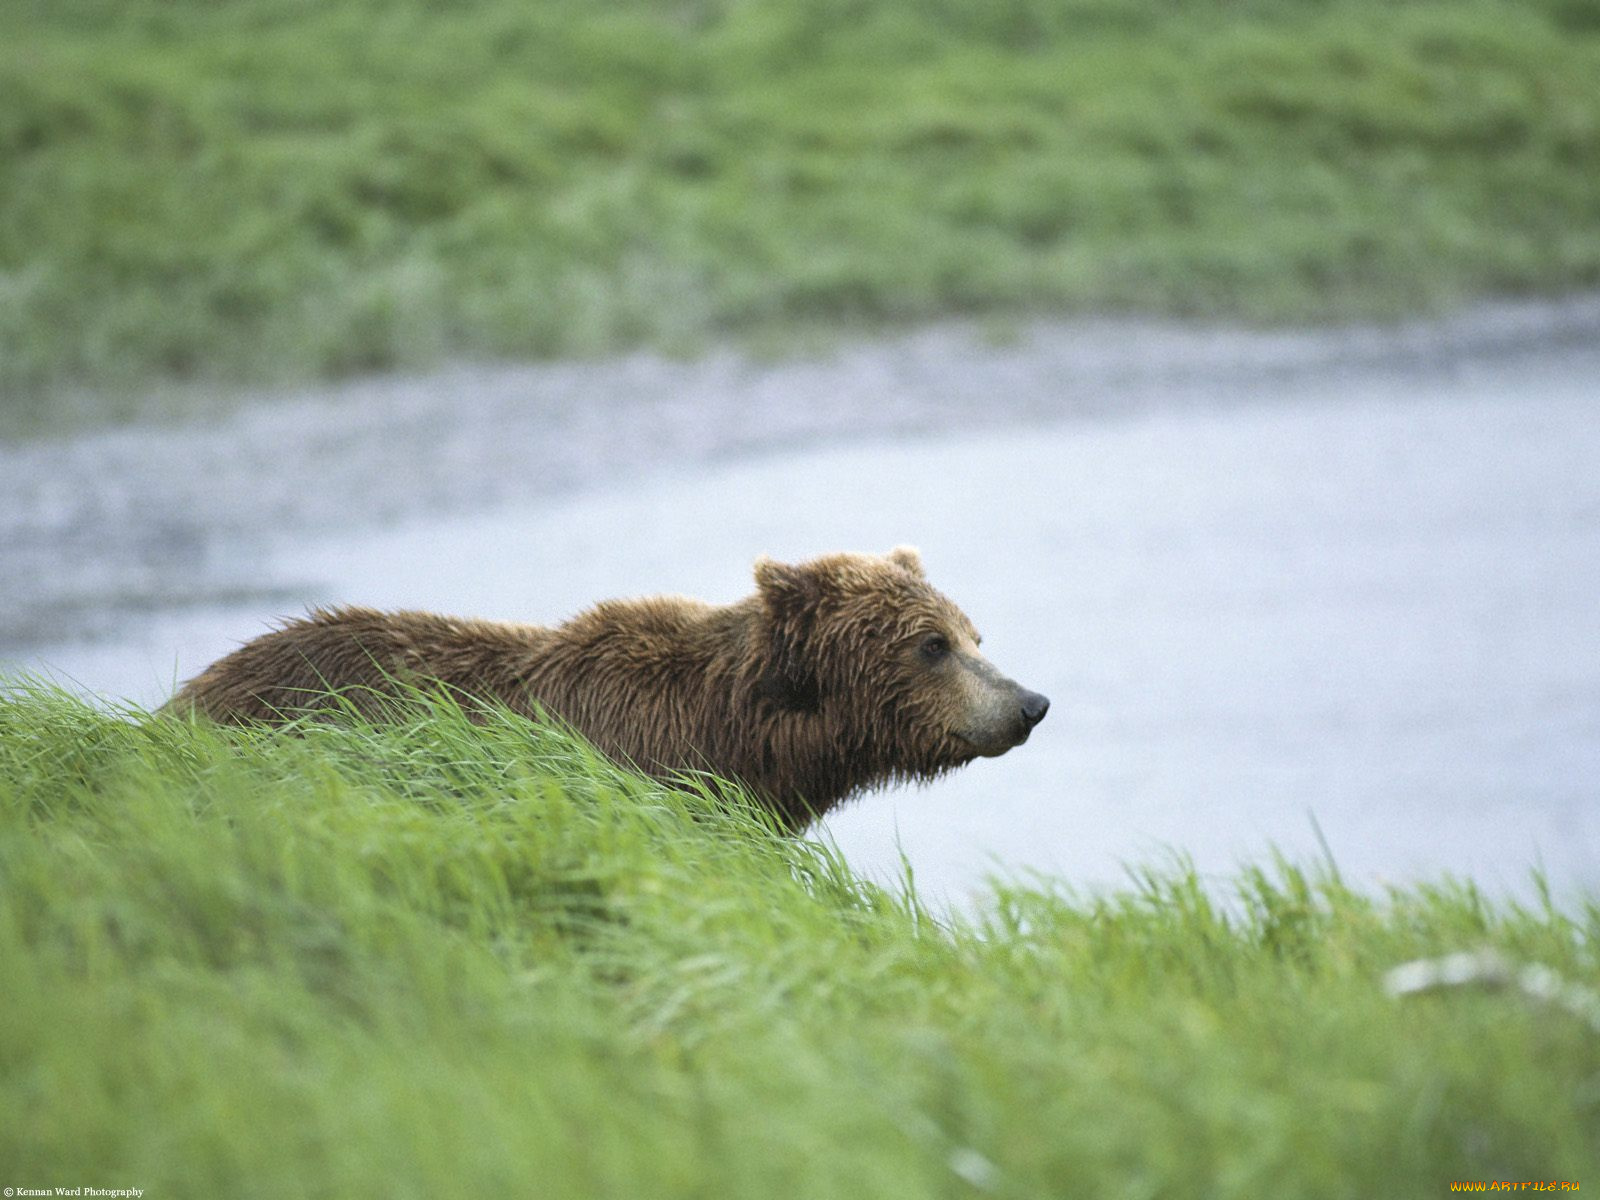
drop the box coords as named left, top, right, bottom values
left=166, top=548, right=1042, bottom=830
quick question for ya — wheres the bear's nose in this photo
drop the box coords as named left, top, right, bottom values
left=1020, top=691, right=1050, bottom=727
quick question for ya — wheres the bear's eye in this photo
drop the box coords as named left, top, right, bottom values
left=920, top=634, right=950, bottom=662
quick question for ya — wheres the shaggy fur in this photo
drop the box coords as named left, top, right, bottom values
left=166, top=548, right=1049, bottom=830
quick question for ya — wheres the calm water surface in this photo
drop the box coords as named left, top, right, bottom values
left=9, top=322, right=1599, bottom=908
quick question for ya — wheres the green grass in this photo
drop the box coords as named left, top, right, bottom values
left=2, top=683, right=1597, bottom=1197
left=4, top=0, right=1600, bottom=411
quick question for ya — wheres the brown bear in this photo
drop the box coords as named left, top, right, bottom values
left=166, top=547, right=1049, bottom=830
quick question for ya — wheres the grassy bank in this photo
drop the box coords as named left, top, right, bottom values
left=1, top=685, right=1596, bottom=1197
left=4, top=0, right=1600, bottom=406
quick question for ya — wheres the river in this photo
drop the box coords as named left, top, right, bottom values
left=5, top=298, right=1599, bottom=907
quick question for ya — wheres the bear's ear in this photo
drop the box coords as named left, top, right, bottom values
left=753, top=556, right=822, bottom=713
left=754, top=556, right=812, bottom=612
left=888, top=545, right=925, bottom=578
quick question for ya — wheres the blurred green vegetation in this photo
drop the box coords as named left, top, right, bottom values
left=3, top=0, right=1600, bottom=398
left=3, top=684, right=1598, bottom=1196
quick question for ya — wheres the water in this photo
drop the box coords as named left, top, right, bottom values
left=6, top=304, right=1599, bottom=907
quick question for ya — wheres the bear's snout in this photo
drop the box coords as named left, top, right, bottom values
left=1003, top=687, right=1049, bottom=748
left=951, top=657, right=1050, bottom=757
left=1020, top=690, right=1050, bottom=729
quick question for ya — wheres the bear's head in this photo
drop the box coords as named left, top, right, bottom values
left=752, top=547, right=1049, bottom=785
